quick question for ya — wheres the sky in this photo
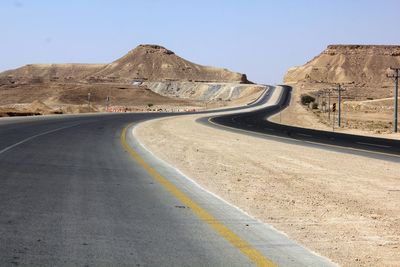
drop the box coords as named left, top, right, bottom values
left=1, top=0, right=399, bottom=84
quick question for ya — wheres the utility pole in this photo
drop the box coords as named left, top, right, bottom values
left=388, top=67, right=399, bottom=133
left=106, top=96, right=110, bottom=112
left=107, top=88, right=112, bottom=112
left=333, top=84, right=346, bottom=128
left=318, top=92, right=323, bottom=109
left=326, top=89, right=332, bottom=121
left=338, top=84, right=342, bottom=127
left=321, top=90, right=328, bottom=113
left=87, top=92, right=91, bottom=112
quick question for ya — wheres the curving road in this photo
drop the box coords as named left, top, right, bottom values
left=3, top=84, right=396, bottom=266
left=206, top=85, right=400, bottom=161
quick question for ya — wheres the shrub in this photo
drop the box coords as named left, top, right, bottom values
left=300, top=94, right=315, bottom=105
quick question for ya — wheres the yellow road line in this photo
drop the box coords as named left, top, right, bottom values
left=121, top=125, right=275, bottom=267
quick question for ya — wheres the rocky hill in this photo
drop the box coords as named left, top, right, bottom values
left=92, top=45, right=248, bottom=83
left=0, top=44, right=248, bottom=84
left=284, top=45, right=400, bottom=99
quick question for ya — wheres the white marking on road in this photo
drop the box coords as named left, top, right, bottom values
left=0, top=124, right=80, bottom=155
left=356, top=142, right=392, bottom=148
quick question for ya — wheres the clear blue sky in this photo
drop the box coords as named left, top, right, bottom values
left=1, top=0, right=399, bottom=84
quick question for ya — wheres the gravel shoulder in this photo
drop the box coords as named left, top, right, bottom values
left=135, top=112, right=400, bottom=266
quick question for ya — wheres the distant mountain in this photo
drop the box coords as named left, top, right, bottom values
left=284, top=45, right=400, bottom=99
left=0, top=44, right=249, bottom=84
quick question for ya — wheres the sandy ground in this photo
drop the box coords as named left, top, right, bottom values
left=135, top=114, right=400, bottom=267
left=0, top=82, right=265, bottom=117
left=0, top=82, right=206, bottom=117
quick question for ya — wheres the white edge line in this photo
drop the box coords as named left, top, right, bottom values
left=356, top=142, right=392, bottom=148
left=0, top=123, right=80, bottom=155
left=130, top=124, right=337, bottom=266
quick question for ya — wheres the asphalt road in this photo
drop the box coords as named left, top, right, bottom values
left=0, top=113, right=254, bottom=266
left=207, top=85, right=400, bottom=161
left=1, top=84, right=397, bottom=266
left=0, top=111, right=334, bottom=267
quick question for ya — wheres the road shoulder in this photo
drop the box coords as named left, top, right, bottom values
left=127, top=122, right=335, bottom=267
left=134, top=114, right=400, bottom=267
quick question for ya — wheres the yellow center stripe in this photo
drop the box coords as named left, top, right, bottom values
left=121, top=125, right=276, bottom=267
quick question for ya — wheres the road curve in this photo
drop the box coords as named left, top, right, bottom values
left=1, top=84, right=397, bottom=266
left=205, top=85, right=400, bottom=161
left=0, top=111, right=335, bottom=266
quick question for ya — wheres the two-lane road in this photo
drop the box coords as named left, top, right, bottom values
left=0, top=113, right=256, bottom=266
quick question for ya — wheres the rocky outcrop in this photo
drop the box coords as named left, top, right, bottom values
left=144, top=81, right=264, bottom=101
left=284, top=45, right=400, bottom=99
